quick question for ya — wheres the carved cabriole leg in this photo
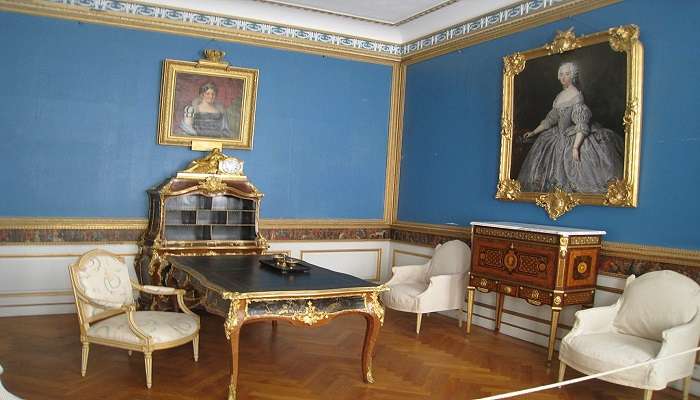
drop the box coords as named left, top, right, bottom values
left=643, top=389, right=653, bottom=400
left=495, top=292, right=505, bottom=332
left=227, top=325, right=242, bottom=400
left=80, top=341, right=89, bottom=377
left=144, top=352, right=153, bottom=389
left=547, top=308, right=562, bottom=365
left=466, top=287, right=475, bottom=334
left=558, top=361, right=566, bottom=384
left=225, top=297, right=245, bottom=400
left=683, top=375, right=691, bottom=400
left=193, top=334, right=199, bottom=362
left=362, top=311, right=381, bottom=384
left=416, top=313, right=422, bottom=335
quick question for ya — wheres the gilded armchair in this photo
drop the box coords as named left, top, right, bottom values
left=68, top=249, right=200, bottom=388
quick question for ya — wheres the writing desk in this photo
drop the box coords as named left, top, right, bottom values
left=167, top=255, right=387, bottom=400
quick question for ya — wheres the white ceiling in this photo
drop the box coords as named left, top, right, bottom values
left=143, top=0, right=520, bottom=43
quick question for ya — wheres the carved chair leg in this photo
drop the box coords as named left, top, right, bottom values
left=144, top=352, right=153, bottom=389
left=683, top=375, right=691, bottom=400
left=80, top=342, right=89, bottom=377
left=416, top=313, right=422, bottom=335
left=643, top=389, right=653, bottom=400
left=557, top=361, right=566, bottom=384
left=193, top=335, right=200, bottom=362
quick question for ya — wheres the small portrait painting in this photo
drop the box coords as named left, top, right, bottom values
left=157, top=50, right=258, bottom=150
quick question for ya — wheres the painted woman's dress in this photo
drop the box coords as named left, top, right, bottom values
left=517, top=91, right=624, bottom=193
left=193, top=108, right=232, bottom=138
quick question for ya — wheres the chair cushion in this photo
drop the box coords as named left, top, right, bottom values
left=560, top=332, right=664, bottom=389
left=426, top=240, right=471, bottom=277
left=613, top=270, right=700, bottom=341
left=381, top=283, right=428, bottom=313
left=88, top=311, right=199, bottom=345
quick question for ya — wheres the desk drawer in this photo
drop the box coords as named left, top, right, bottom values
left=471, top=235, right=558, bottom=289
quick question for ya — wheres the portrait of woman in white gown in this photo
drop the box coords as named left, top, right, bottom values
left=516, top=62, right=625, bottom=194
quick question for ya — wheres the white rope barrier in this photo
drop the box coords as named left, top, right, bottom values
left=477, top=346, right=700, bottom=400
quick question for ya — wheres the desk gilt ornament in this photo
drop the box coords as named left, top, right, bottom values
left=496, top=25, right=643, bottom=220
left=136, top=149, right=268, bottom=310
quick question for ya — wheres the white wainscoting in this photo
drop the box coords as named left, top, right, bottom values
left=0, top=243, right=138, bottom=317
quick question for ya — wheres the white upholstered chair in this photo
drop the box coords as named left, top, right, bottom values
left=68, top=249, right=200, bottom=388
left=382, top=240, right=471, bottom=334
left=0, top=364, right=22, bottom=400
left=558, top=270, right=700, bottom=400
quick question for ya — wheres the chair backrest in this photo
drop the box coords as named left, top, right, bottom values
left=426, top=240, right=471, bottom=277
left=69, top=249, right=135, bottom=323
left=613, top=270, right=700, bottom=341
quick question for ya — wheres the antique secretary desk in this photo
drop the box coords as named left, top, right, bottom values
left=135, top=148, right=269, bottom=309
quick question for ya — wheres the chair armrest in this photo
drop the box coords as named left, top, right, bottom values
left=130, top=281, right=198, bottom=318
left=654, top=310, right=700, bottom=379
left=133, top=282, right=185, bottom=296
left=386, top=263, right=428, bottom=285
left=415, top=273, right=466, bottom=312
left=567, top=301, right=620, bottom=337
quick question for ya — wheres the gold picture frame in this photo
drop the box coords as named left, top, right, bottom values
left=157, top=49, right=258, bottom=150
left=497, top=25, right=643, bottom=220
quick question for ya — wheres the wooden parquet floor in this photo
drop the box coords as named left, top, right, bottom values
left=0, top=309, right=694, bottom=400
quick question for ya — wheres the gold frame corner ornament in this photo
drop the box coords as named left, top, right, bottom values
left=157, top=50, right=259, bottom=150
left=535, top=188, right=580, bottom=221
left=497, top=24, right=643, bottom=220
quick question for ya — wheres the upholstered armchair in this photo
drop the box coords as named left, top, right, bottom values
left=382, top=240, right=471, bottom=334
left=559, top=270, right=700, bottom=400
left=68, top=249, right=200, bottom=389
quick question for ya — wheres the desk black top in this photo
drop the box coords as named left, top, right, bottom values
left=168, top=255, right=379, bottom=295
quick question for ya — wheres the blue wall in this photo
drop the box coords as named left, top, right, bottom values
left=399, top=0, right=700, bottom=249
left=0, top=12, right=391, bottom=219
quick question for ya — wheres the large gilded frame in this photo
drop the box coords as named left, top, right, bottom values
left=157, top=49, right=258, bottom=150
left=497, top=25, right=643, bottom=220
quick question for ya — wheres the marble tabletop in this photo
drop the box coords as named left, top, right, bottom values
left=470, top=221, right=606, bottom=236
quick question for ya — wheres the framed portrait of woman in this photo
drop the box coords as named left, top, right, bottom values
left=157, top=49, right=258, bottom=150
left=496, top=25, right=643, bottom=220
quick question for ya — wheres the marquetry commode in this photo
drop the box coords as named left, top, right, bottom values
left=465, top=221, right=605, bottom=364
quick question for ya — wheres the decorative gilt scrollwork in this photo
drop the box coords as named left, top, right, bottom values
left=198, top=176, right=228, bottom=195
left=224, top=298, right=243, bottom=339
left=623, top=97, right=640, bottom=137
left=545, top=27, right=580, bottom=54
left=553, top=295, right=562, bottom=306
left=559, top=237, right=569, bottom=259
left=500, top=117, right=513, bottom=139
left=605, top=179, right=633, bottom=206
left=366, top=359, right=374, bottom=384
left=365, top=291, right=385, bottom=326
left=608, top=25, right=639, bottom=52
left=503, top=53, right=526, bottom=76
left=293, top=301, right=329, bottom=325
left=535, top=188, right=580, bottom=220
left=496, top=179, right=521, bottom=200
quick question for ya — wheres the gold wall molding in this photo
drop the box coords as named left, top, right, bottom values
left=0, top=301, right=74, bottom=308
left=0, top=217, right=147, bottom=230
left=0, top=253, right=137, bottom=259
left=0, top=290, right=73, bottom=298
left=403, top=0, right=621, bottom=65
left=602, top=241, right=700, bottom=268
left=391, top=249, right=431, bottom=270
left=0, top=0, right=618, bottom=65
left=383, top=63, right=406, bottom=224
left=392, top=220, right=470, bottom=238
left=0, top=0, right=399, bottom=65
